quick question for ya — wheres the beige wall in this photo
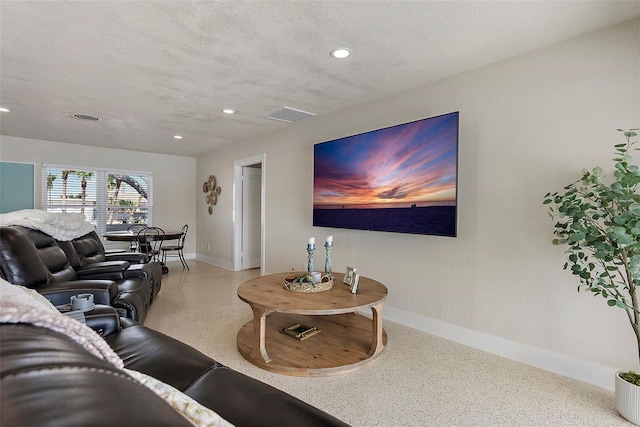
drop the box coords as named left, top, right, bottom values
left=0, top=136, right=197, bottom=255
left=196, top=19, right=640, bottom=389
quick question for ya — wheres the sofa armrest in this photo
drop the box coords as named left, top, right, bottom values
left=38, top=280, right=118, bottom=306
left=76, top=261, right=131, bottom=280
left=111, top=292, right=145, bottom=321
left=84, top=305, right=121, bottom=337
left=106, top=252, right=150, bottom=264
left=58, top=304, right=121, bottom=337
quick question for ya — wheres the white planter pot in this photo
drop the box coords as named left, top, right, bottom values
left=616, top=371, right=640, bottom=425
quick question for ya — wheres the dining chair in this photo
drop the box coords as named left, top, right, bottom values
left=161, top=224, right=189, bottom=270
left=137, top=227, right=165, bottom=263
left=127, top=224, right=148, bottom=252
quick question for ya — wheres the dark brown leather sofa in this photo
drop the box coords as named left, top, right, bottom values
left=0, top=307, right=350, bottom=427
left=0, top=225, right=152, bottom=322
left=57, top=229, right=163, bottom=302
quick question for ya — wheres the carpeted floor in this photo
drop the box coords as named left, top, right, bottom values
left=145, top=260, right=630, bottom=426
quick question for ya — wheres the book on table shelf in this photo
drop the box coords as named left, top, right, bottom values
left=280, top=323, right=321, bottom=340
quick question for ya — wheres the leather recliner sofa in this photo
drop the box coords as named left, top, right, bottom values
left=0, top=225, right=152, bottom=322
left=0, top=306, right=350, bottom=427
left=57, top=230, right=163, bottom=302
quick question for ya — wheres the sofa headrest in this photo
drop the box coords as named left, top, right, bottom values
left=0, top=226, right=77, bottom=286
left=69, top=231, right=107, bottom=267
left=0, top=226, right=50, bottom=287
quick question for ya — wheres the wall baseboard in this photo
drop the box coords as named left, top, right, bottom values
left=195, top=253, right=233, bottom=270
left=381, top=305, right=617, bottom=391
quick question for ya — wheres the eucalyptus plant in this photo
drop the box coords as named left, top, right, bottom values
left=543, top=129, right=640, bottom=370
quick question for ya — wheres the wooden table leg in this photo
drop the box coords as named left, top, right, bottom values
left=251, top=306, right=272, bottom=363
left=369, top=302, right=385, bottom=356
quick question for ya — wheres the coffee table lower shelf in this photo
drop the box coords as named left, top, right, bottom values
left=237, top=312, right=388, bottom=377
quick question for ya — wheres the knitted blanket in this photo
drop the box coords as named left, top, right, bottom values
left=0, top=209, right=94, bottom=241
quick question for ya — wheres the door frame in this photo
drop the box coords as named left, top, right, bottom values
left=232, top=153, right=266, bottom=273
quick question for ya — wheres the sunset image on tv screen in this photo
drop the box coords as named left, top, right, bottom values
left=313, top=111, right=458, bottom=237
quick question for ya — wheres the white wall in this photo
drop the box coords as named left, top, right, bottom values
left=196, top=19, right=640, bottom=389
left=0, top=136, right=197, bottom=255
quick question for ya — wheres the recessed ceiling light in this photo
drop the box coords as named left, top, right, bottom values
left=330, top=48, right=351, bottom=59
left=0, top=107, right=10, bottom=112
left=222, top=109, right=235, bottom=114
left=173, top=135, right=183, bottom=139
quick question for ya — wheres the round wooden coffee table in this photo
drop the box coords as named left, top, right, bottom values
left=237, top=272, right=388, bottom=377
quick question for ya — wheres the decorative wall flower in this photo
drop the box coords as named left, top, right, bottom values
left=203, top=175, right=221, bottom=215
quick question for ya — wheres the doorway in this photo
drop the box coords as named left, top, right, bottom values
left=233, top=154, right=266, bottom=273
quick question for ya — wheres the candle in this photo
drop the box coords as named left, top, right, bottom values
left=308, top=237, right=315, bottom=248
left=326, top=235, right=333, bottom=244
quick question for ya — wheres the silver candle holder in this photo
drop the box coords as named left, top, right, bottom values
left=324, top=241, right=333, bottom=279
left=307, top=245, right=315, bottom=273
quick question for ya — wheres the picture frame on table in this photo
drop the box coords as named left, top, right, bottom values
left=343, top=267, right=357, bottom=285
left=350, top=274, right=360, bottom=294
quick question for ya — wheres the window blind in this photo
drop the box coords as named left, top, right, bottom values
left=42, top=164, right=152, bottom=235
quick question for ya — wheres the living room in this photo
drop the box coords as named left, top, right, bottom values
left=1, top=2, right=639, bottom=425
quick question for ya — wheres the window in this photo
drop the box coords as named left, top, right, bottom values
left=42, top=165, right=152, bottom=234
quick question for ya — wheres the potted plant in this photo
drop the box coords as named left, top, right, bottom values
left=543, top=129, right=640, bottom=425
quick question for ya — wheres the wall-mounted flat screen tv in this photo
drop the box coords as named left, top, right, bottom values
left=313, top=111, right=459, bottom=237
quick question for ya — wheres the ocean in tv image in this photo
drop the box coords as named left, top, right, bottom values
left=313, top=112, right=458, bottom=237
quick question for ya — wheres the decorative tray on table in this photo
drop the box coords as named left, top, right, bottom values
left=282, top=274, right=333, bottom=293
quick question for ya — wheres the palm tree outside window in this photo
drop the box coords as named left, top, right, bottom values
left=42, top=165, right=153, bottom=234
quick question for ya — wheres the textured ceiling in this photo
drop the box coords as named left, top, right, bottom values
left=1, top=1, right=639, bottom=157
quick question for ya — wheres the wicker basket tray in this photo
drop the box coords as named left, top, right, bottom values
left=283, top=275, right=334, bottom=293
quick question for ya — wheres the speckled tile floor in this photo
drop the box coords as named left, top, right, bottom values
left=145, top=261, right=632, bottom=426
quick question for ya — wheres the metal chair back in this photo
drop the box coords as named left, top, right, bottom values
left=127, top=224, right=147, bottom=233
left=127, top=224, right=148, bottom=251
left=177, top=224, right=188, bottom=249
left=161, top=224, right=189, bottom=270
left=137, top=227, right=165, bottom=262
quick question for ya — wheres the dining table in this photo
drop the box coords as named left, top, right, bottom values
left=103, top=229, right=183, bottom=274
left=103, top=230, right=184, bottom=242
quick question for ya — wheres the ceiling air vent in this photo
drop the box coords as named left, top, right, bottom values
left=68, top=113, right=100, bottom=122
left=264, top=106, right=315, bottom=123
